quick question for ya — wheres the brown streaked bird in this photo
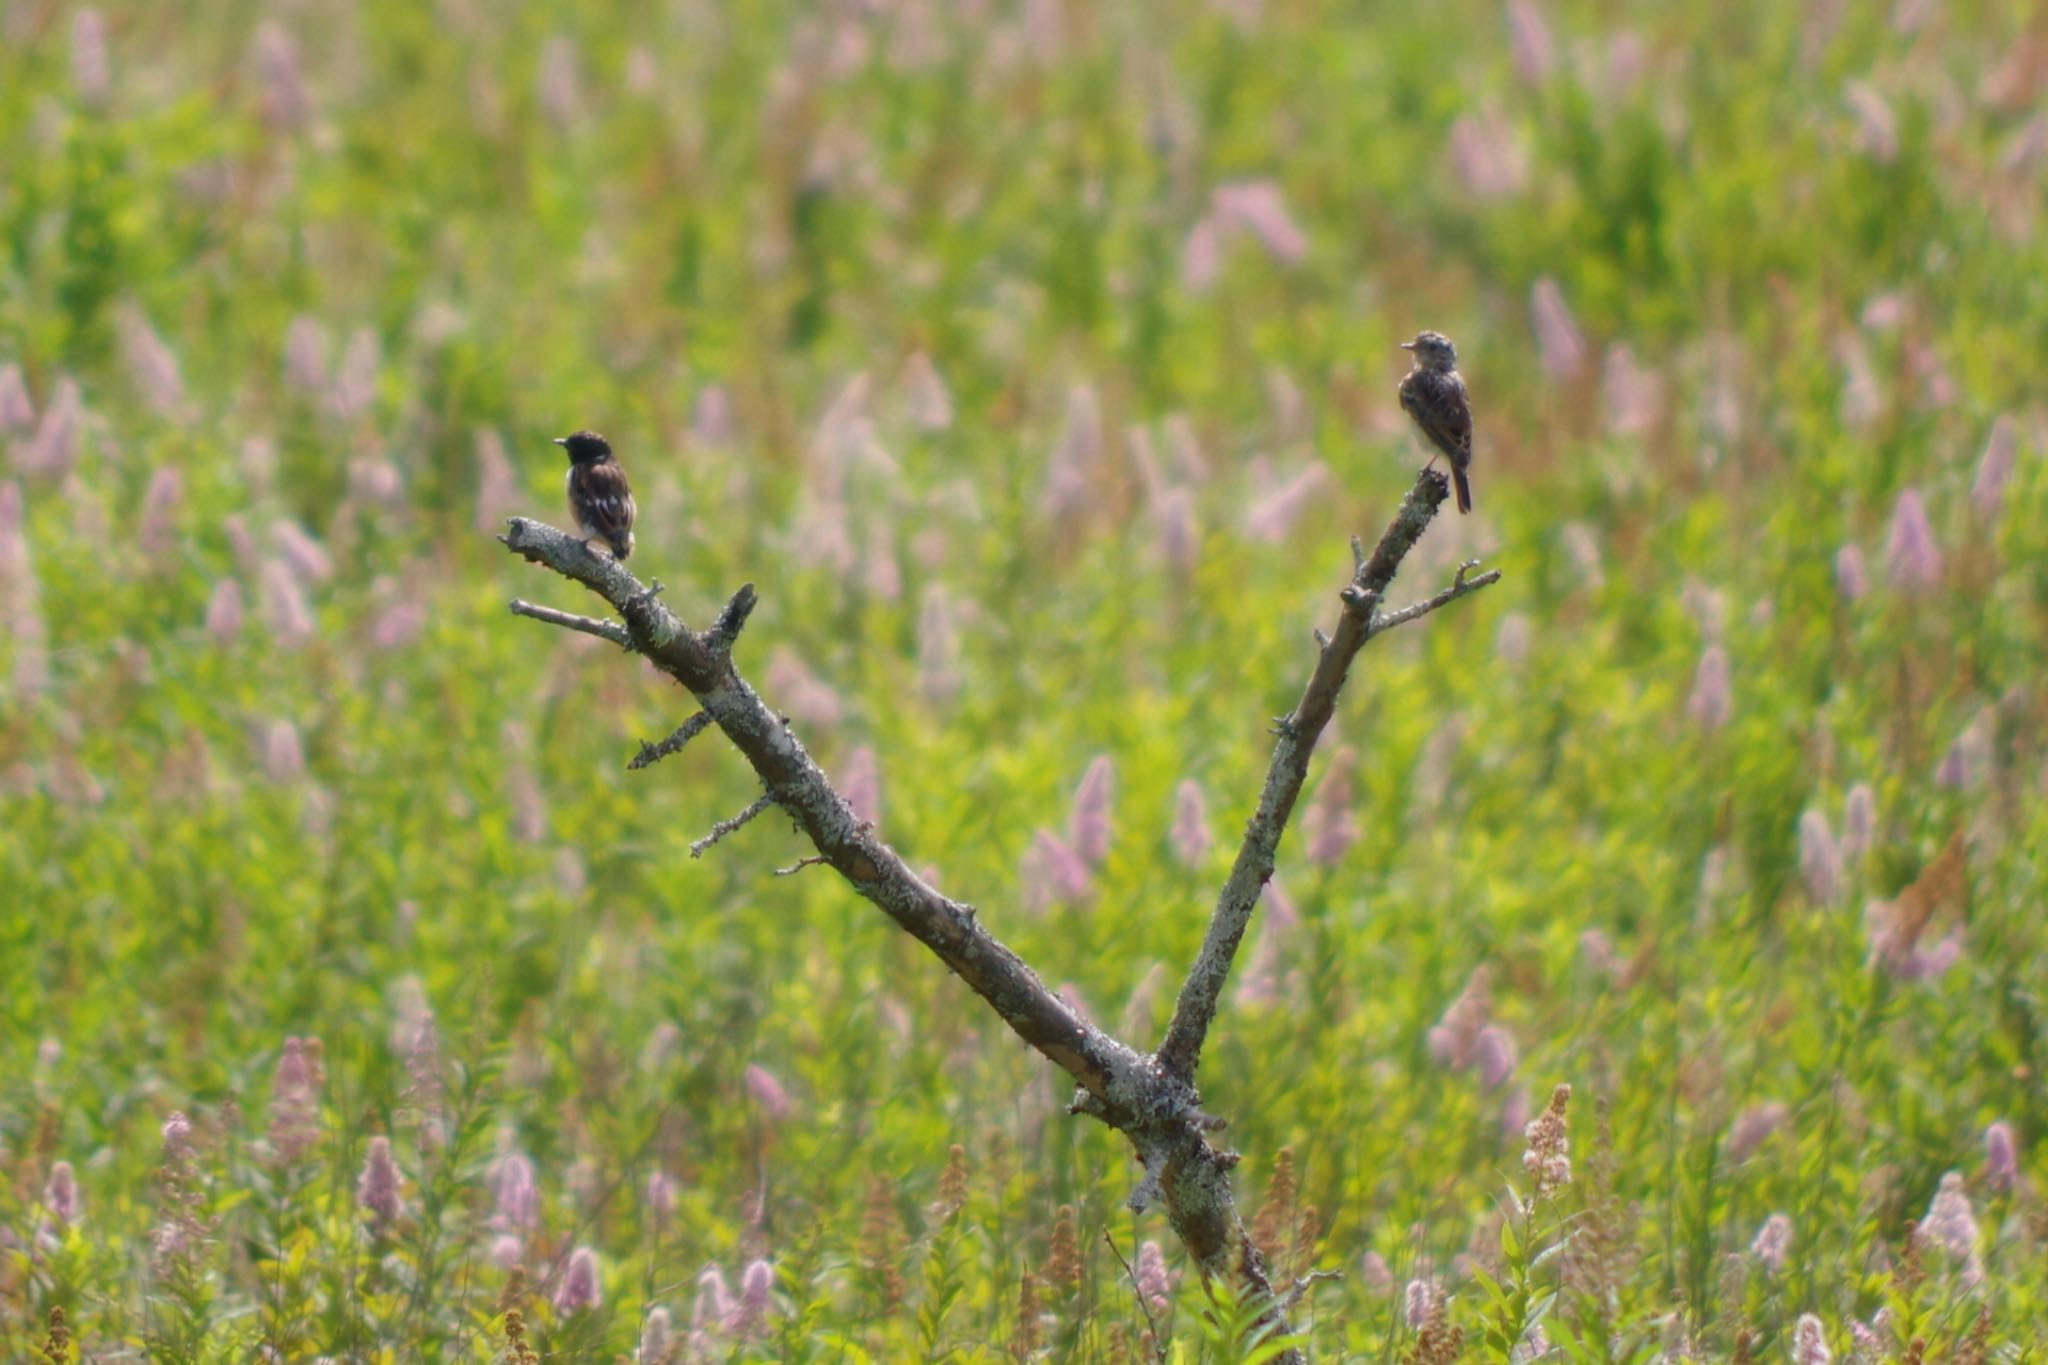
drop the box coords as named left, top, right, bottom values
left=1397, top=331, right=1474, bottom=514
left=558, top=430, right=636, bottom=560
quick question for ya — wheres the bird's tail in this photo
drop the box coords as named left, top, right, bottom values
left=1452, top=466, right=1473, bottom=515
left=614, top=532, right=635, bottom=561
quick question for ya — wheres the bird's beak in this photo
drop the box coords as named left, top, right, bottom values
left=1399, top=341, right=1416, bottom=350
left=552, top=437, right=569, bottom=446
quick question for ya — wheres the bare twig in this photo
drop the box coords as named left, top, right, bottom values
left=774, top=854, right=829, bottom=877
left=690, top=792, right=777, bottom=858
left=1280, top=1269, right=1343, bottom=1312
left=705, top=583, right=758, bottom=656
left=1367, top=559, right=1502, bottom=639
left=1157, top=467, right=1498, bottom=1084
left=508, top=599, right=633, bottom=649
left=629, top=711, right=714, bottom=770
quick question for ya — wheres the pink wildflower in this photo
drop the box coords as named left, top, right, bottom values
left=538, top=36, right=582, bottom=130
left=1245, top=461, right=1329, bottom=542
left=1041, top=385, right=1103, bottom=523
left=1170, top=780, right=1211, bottom=867
left=472, top=429, right=520, bottom=535
left=645, top=1169, right=678, bottom=1225
left=1972, top=416, right=2017, bottom=518
left=263, top=719, right=306, bottom=783
left=765, top=647, right=846, bottom=730
left=640, top=1306, right=675, bottom=1364
left=901, top=352, right=953, bottom=431
left=1727, top=1102, right=1789, bottom=1162
left=43, top=1161, right=80, bottom=1226
left=252, top=22, right=310, bottom=129
left=1506, top=0, right=1555, bottom=84
left=1303, top=749, right=1358, bottom=865
left=358, top=1136, right=404, bottom=1228
left=0, top=363, right=32, bottom=431
left=1688, top=645, right=1732, bottom=732
left=555, top=1246, right=602, bottom=1313
left=1752, top=1213, right=1793, bottom=1273
left=1530, top=277, right=1586, bottom=380
left=694, top=1267, right=734, bottom=1336
left=138, top=466, right=183, bottom=557
left=841, top=744, right=881, bottom=826
left=1792, top=1313, right=1832, bottom=1365
left=1885, top=488, right=1942, bottom=591
left=285, top=316, right=329, bottom=392
left=744, top=1064, right=793, bottom=1122
left=730, top=1258, right=774, bottom=1336
left=1841, top=783, right=1875, bottom=860
left=1846, top=82, right=1898, bottom=162
left=1921, top=1172, right=1979, bottom=1265
left=492, top=1152, right=540, bottom=1234
left=330, top=329, right=380, bottom=419
left=1449, top=105, right=1527, bottom=198
left=1475, top=1025, right=1518, bottom=1090
left=1025, top=828, right=1093, bottom=905
left=19, top=377, right=83, bottom=477
left=1799, top=810, right=1844, bottom=906
left=1360, top=1250, right=1393, bottom=1296
left=1522, top=1083, right=1572, bottom=1200
left=72, top=9, right=109, bottom=105
left=1136, top=1240, right=1174, bottom=1313
left=1212, top=180, right=1308, bottom=265
left=118, top=306, right=188, bottom=419
left=1068, top=755, right=1114, bottom=868
left=1403, top=1278, right=1441, bottom=1330
left=1156, top=485, right=1198, bottom=573
left=1984, top=1122, right=2018, bottom=1192
left=1835, top=544, right=1868, bottom=601
left=1427, top=968, right=1492, bottom=1068
left=268, top=1036, right=322, bottom=1163
left=918, top=585, right=961, bottom=705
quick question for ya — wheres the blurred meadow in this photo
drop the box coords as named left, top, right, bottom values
left=4, top=0, right=2047, bottom=1360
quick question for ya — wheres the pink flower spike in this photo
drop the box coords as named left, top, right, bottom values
left=554, top=1246, right=602, bottom=1313
left=43, top=1160, right=80, bottom=1226
left=1885, top=488, right=1942, bottom=591
left=1068, top=755, right=1114, bottom=868
left=1170, top=779, right=1211, bottom=867
left=1688, top=645, right=1732, bottom=732
left=1530, top=277, right=1586, bottom=380
left=1751, top=1212, right=1792, bottom=1273
left=744, top=1063, right=794, bottom=1122
left=1972, top=415, right=2017, bottom=519
left=358, top=1136, right=405, bottom=1227
left=1984, top=1121, right=2018, bottom=1192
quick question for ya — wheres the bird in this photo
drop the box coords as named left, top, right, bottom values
left=557, top=430, right=636, bottom=560
left=1397, top=331, right=1474, bottom=514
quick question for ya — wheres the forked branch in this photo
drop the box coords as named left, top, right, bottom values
left=499, top=464, right=1497, bottom=1361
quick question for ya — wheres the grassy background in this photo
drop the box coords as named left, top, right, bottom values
left=3, top=0, right=2045, bottom=1359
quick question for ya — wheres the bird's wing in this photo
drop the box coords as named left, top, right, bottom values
left=571, top=461, right=637, bottom=538
left=1405, top=371, right=1472, bottom=463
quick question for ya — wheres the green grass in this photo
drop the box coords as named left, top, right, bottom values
left=3, top=1, right=2045, bottom=1360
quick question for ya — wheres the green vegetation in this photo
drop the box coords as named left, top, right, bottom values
left=2, top=1, right=2043, bottom=1360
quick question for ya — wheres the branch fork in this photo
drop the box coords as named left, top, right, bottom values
left=499, top=467, right=1499, bottom=1362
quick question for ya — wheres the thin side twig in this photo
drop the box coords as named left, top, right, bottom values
left=774, top=854, right=829, bottom=877
left=690, top=792, right=776, bottom=858
left=1367, top=560, right=1502, bottom=639
left=509, top=599, right=633, bottom=649
left=629, top=711, right=714, bottom=770
left=1280, top=1268, right=1343, bottom=1312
